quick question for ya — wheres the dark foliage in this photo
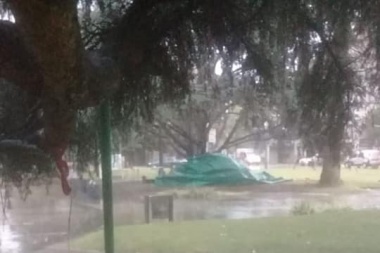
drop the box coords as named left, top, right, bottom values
left=1, top=0, right=380, bottom=189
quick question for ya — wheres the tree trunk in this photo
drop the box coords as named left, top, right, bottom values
left=9, top=1, right=85, bottom=195
left=186, top=144, right=195, bottom=158
left=198, top=140, right=207, bottom=154
left=9, top=0, right=84, bottom=150
left=158, top=128, right=164, bottom=166
left=319, top=144, right=341, bottom=187
left=318, top=8, right=350, bottom=187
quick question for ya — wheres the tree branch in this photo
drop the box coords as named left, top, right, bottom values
left=155, top=123, right=192, bottom=155
left=299, top=4, right=352, bottom=81
left=216, top=111, right=245, bottom=151
left=156, top=117, right=199, bottom=144
left=0, top=21, right=43, bottom=97
left=217, top=125, right=282, bottom=151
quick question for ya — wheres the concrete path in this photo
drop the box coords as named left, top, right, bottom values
left=35, top=243, right=101, bottom=253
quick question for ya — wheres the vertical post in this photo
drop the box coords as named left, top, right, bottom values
left=94, top=133, right=100, bottom=178
left=144, top=196, right=151, bottom=224
left=158, top=127, right=163, bottom=166
left=99, top=100, right=114, bottom=253
left=168, top=195, right=174, bottom=222
left=265, top=141, right=270, bottom=170
left=263, top=121, right=269, bottom=170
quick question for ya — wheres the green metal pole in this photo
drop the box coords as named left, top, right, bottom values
left=99, top=99, right=114, bottom=253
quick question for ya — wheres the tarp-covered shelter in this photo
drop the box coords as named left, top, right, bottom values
left=155, top=153, right=286, bottom=187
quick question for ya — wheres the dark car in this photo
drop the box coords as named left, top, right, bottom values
left=148, top=159, right=187, bottom=168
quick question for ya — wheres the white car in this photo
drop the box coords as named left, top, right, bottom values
left=344, top=156, right=368, bottom=168
left=246, top=153, right=261, bottom=164
left=345, top=149, right=380, bottom=169
left=299, top=156, right=319, bottom=166
left=246, top=153, right=262, bottom=170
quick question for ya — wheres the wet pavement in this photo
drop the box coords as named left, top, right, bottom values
left=2, top=181, right=380, bottom=253
left=0, top=182, right=103, bottom=253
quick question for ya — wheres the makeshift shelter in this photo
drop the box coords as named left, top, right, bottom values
left=155, top=153, right=286, bottom=187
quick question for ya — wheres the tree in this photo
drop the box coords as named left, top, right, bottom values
left=0, top=80, right=53, bottom=196
left=69, top=108, right=100, bottom=176
left=146, top=94, right=244, bottom=157
left=0, top=0, right=276, bottom=193
left=2, top=0, right=380, bottom=191
left=359, top=107, right=380, bottom=148
left=140, top=54, right=286, bottom=158
left=293, top=2, right=373, bottom=186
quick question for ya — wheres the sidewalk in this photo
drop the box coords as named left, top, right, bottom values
left=35, top=243, right=101, bottom=253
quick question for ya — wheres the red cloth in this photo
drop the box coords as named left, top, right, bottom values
left=51, top=145, right=71, bottom=195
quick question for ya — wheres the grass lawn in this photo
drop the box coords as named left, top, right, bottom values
left=74, top=210, right=380, bottom=253
left=112, top=166, right=158, bottom=180
left=269, top=166, right=380, bottom=188
left=111, top=166, right=380, bottom=188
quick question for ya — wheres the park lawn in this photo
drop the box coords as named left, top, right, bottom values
left=112, top=166, right=158, bottom=180
left=268, top=167, right=380, bottom=188
left=74, top=210, right=380, bottom=253
left=111, top=165, right=380, bottom=188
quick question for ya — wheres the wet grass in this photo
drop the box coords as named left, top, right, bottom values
left=74, top=210, right=380, bottom=253
left=112, top=165, right=380, bottom=189
left=112, top=167, right=158, bottom=181
left=161, top=187, right=218, bottom=199
left=269, top=166, right=380, bottom=188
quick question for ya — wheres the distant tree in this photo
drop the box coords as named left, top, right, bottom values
left=140, top=59, right=290, bottom=157
left=359, top=108, right=380, bottom=148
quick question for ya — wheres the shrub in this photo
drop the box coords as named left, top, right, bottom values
left=291, top=201, right=316, bottom=216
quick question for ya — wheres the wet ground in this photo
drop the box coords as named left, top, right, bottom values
left=2, top=181, right=380, bottom=253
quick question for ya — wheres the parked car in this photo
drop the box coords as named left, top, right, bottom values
left=299, top=155, right=320, bottom=166
left=344, top=156, right=368, bottom=168
left=345, top=149, right=380, bottom=169
left=236, top=149, right=262, bottom=170
left=362, top=149, right=380, bottom=169
left=148, top=158, right=187, bottom=168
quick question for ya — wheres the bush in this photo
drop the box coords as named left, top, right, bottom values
left=291, top=201, right=316, bottom=216
left=165, top=187, right=217, bottom=199
left=185, top=187, right=216, bottom=199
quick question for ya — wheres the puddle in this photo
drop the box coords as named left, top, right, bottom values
left=0, top=224, right=21, bottom=253
left=0, top=194, right=102, bottom=253
left=2, top=183, right=380, bottom=253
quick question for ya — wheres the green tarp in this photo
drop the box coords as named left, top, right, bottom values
left=155, top=153, right=286, bottom=187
